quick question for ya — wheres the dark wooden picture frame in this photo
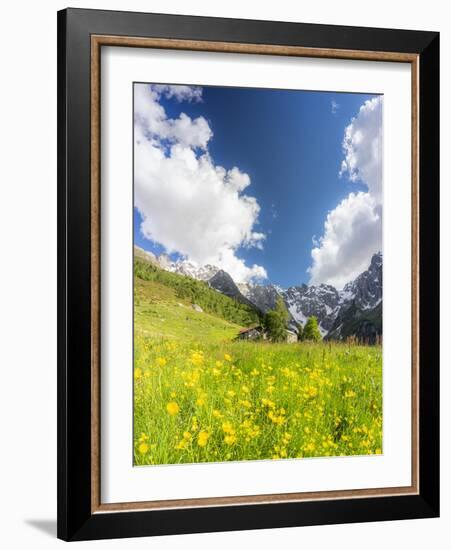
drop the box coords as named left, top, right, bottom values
left=57, top=8, right=439, bottom=541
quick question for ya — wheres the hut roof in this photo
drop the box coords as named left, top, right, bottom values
left=238, top=325, right=262, bottom=334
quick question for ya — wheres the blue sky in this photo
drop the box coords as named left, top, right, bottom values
left=134, top=84, right=382, bottom=289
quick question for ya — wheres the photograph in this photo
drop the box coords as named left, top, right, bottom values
left=133, top=82, right=383, bottom=466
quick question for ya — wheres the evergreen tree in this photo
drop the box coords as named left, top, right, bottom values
left=294, top=321, right=304, bottom=341
left=264, top=297, right=289, bottom=342
left=303, top=316, right=322, bottom=342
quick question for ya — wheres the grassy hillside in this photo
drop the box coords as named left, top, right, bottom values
left=134, top=257, right=261, bottom=328
left=135, top=276, right=243, bottom=343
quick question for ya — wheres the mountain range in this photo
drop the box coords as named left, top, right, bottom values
left=134, top=245, right=382, bottom=342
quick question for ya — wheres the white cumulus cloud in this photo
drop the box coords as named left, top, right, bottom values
left=134, top=83, right=267, bottom=283
left=339, top=96, right=383, bottom=201
left=134, top=84, right=212, bottom=150
left=151, top=84, right=203, bottom=103
left=308, top=96, right=383, bottom=288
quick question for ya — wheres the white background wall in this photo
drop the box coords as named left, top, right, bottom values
left=0, top=1, right=448, bottom=548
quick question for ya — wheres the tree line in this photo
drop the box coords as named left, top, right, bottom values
left=134, top=258, right=262, bottom=327
left=264, top=296, right=322, bottom=342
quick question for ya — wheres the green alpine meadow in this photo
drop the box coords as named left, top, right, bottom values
left=133, top=257, right=382, bottom=466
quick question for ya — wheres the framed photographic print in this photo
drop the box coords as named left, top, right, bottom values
left=57, top=8, right=439, bottom=541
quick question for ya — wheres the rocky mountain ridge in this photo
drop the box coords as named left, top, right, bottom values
left=134, top=245, right=382, bottom=341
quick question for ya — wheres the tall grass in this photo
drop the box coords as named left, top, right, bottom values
left=134, top=337, right=382, bottom=465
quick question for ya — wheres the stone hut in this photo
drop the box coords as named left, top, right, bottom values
left=236, top=326, right=266, bottom=341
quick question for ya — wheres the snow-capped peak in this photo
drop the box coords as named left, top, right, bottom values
left=135, top=245, right=382, bottom=340
left=168, top=260, right=220, bottom=282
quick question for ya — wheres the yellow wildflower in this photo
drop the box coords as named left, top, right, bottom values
left=191, top=351, right=204, bottom=366
left=268, top=411, right=285, bottom=425
left=222, top=421, right=235, bottom=434
left=166, top=401, right=180, bottom=416
left=134, top=368, right=142, bottom=380
left=138, top=442, right=149, bottom=454
left=191, top=416, right=199, bottom=431
left=304, top=386, right=318, bottom=398
left=197, top=431, right=210, bottom=447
